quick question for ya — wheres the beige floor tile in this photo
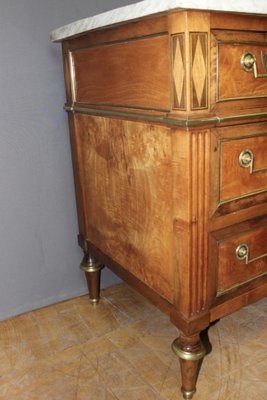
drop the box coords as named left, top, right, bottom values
left=0, top=284, right=266, bottom=400
left=113, top=386, right=163, bottom=400
left=102, top=283, right=163, bottom=321
left=74, top=295, right=132, bottom=336
left=0, top=316, right=37, bottom=375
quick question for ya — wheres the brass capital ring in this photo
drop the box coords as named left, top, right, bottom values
left=172, top=338, right=206, bottom=361
left=80, top=263, right=103, bottom=273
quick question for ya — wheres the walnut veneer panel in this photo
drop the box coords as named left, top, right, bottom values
left=72, top=35, right=170, bottom=111
left=75, top=114, right=174, bottom=302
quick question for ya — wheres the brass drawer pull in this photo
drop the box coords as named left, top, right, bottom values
left=236, top=243, right=267, bottom=265
left=239, top=149, right=267, bottom=174
left=241, top=51, right=267, bottom=78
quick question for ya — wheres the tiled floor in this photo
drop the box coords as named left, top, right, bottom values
left=0, top=283, right=266, bottom=400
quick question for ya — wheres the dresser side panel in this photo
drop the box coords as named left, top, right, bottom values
left=75, top=114, right=174, bottom=302
left=71, top=35, right=171, bottom=111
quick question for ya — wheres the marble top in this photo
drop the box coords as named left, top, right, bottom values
left=50, top=0, right=267, bottom=42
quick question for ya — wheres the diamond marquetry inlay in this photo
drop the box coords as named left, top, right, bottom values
left=191, top=33, right=208, bottom=109
left=172, top=34, right=186, bottom=110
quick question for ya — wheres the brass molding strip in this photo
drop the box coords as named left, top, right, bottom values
left=64, top=104, right=267, bottom=127
left=68, top=51, right=76, bottom=102
left=217, top=270, right=267, bottom=297
left=74, top=101, right=170, bottom=113
left=172, top=338, right=206, bottom=361
left=219, top=187, right=267, bottom=205
left=70, top=31, right=168, bottom=52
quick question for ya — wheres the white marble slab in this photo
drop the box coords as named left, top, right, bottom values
left=50, top=0, right=267, bottom=42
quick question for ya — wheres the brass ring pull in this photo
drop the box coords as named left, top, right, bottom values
left=239, top=149, right=267, bottom=174
left=236, top=243, right=267, bottom=265
left=241, top=51, right=267, bottom=78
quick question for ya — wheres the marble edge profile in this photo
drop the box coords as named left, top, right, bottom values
left=50, top=0, right=267, bottom=42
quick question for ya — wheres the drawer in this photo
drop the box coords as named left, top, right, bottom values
left=215, top=223, right=267, bottom=294
left=210, top=122, right=267, bottom=215
left=220, top=134, right=267, bottom=203
left=212, top=30, right=267, bottom=112
left=217, top=43, right=267, bottom=101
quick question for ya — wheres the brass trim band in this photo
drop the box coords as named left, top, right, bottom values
left=64, top=104, right=267, bottom=127
left=217, top=271, right=267, bottom=296
left=80, top=256, right=104, bottom=273
left=172, top=338, right=206, bottom=361
left=80, top=263, right=103, bottom=273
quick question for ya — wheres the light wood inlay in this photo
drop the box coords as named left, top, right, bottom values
left=172, top=34, right=186, bottom=110
left=190, top=33, right=208, bottom=109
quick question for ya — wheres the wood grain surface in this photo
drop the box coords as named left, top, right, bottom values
left=72, top=34, right=170, bottom=111
left=75, top=114, right=174, bottom=302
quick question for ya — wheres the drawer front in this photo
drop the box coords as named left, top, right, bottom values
left=211, top=30, right=267, bottom=114
left=209, top=122, right=267, bottom=216
left=217, top=225, right=267, bottom=294
left=217, top=42, right=267, bottom=102
left=220, top=134, right=267, bottom=203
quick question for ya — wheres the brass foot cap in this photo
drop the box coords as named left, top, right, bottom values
left=182, top=389, right=196, bottom=400
left=89, top=298, right=100, bottom=305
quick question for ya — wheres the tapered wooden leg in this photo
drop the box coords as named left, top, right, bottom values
left=80, top=253, right=104, bottom=304
left=172, top=333, right=206, bottom=399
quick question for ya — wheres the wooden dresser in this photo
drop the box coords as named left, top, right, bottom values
left=51, top=1, right=267, bottom=398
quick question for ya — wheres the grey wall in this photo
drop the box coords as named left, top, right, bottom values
left=0, top=0, right=136, bottom=320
